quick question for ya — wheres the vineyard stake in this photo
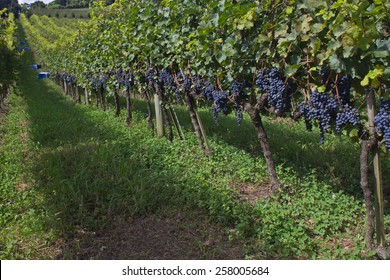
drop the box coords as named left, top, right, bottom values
left=154, top=94, right=164, bottom=137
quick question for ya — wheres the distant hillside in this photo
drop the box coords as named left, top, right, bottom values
left=47, top=0, right=114, bottom=9
left=47, top=1, right=90, bottom=9
left=31, top=8, right=90, bottom=18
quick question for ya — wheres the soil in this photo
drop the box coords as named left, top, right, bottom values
left=232, top=181, right=272, bottom=204
left=56, top=207, right=244, bottom=260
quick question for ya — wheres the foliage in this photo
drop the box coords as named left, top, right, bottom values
left=247, top=183, right=366, bottom=259
left=16, top=0, right=390, bottom=258
left=48, top=0, right=90, bottom=9
left=28, top=1, right=47, bottom=10
left=0, top=44, right=375, bottom=259
left=0, top=10, right=17, bottom=101
left=0, top=0, right=20, bottom=18
left=25, top=0, right=389, bottom=150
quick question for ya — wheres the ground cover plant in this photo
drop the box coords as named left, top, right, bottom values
left=0, top=0, right=389, bottom=259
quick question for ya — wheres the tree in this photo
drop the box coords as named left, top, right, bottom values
left=48, top=1, right=91, bottom=8
left=29, top=1, right=47, bottom=10
left=0, top=0, right=21, bottom=18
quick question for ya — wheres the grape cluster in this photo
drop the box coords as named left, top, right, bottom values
left=114, top=68, right=124, bottom=84
left=193, top=75, right=203, bottom=94
left=374, top=98, right=390, bottom=151
left=299, top=90, right=338, bottom=144
left=335, top=75, right=351, bottom=105
left=124, top=73, right=135, bottom=91
left=183, top=77, right=191, bottom=93
left=176, top=71, right=192, bottom=93
left=211, top=90, right=229, bottom=122
left=234, top=104, right=243, bottom=125
left=335, top=104, right=360, bottom=133
left=229, top=81, right=245, bottom=124
left=268, top=69, right=288, bottom=111
left=91, top=75, right=108, bottom=90
left=159, top=69, right=176, bottom=91
left=68, top=74, right=76, bottom=85
left=145, top=66, right=157, bottom=83
left=159, top=69, right=181, bottom=102
left=255, top=68, right=268, bottom=92
left=299, top=103, right=313, bottom=131
left=255, top=68, right=295, bottom=112
left=58, top=73, right=76, bottom=85
left=113, top=68, right=136, bottom=91
left=301, top=70, right=360, bottom=143
left=201, top=81, right=214, bottom=101
left=231, top=81, right=244, bottom=97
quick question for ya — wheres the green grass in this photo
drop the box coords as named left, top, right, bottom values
left=1, top=24, right=389, bottom=259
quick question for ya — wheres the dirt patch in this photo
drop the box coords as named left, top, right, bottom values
left=16, top=182, right=29, bottom=191
left=231, top=181, right=272, bottom=204
left=269, top=116, right=295, bottom=125
left=56, top=208, right=244, bottom=260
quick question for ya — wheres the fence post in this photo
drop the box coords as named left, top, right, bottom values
left=154, top=94, right=164, bottom=137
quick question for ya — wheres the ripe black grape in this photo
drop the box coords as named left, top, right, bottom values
left=145, top=66, right=157, bottom=83
left=335, top=75, right=351, bottom=105
left=202, top=81, right=214, bottom=101
left=335, top=104, right=360, bottom=132
left=234, top=103, right=243, bottom=125
left=299, top=90, right=339, bottom=143
left=231, top=81, right=244, bottom=97
left=374, top=98, right=390, bottom=151
left=255, top=68, right=295, bottom=113
left=211, top=90, right=229, bottom=123
left=159, top=69, right=176, bottom=92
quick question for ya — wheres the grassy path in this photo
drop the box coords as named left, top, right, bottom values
left=0, top=41, right=246, bottom=259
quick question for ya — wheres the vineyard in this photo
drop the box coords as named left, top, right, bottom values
left=1, top=0, right=390, bottom=260
left=0, top=10, right=16, bottom=106
left=30, top=8, right=90, bottom=19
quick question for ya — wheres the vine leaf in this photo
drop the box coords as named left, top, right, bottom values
left=360, top=65, right=385, bottom=88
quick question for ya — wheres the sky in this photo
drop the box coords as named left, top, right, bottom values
left=18, top=0, right=53, bottom=4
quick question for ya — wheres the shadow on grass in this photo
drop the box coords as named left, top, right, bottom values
left=16, top=21, right=388, bottom=259
left=16, top=52, right=185, bottom=247
left=115, top=94, right=389, bottom=199
left=17, top=40, right=245, bottom=259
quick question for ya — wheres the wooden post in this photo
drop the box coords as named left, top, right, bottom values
left=64, top=80, right=67, bottom=95
left=84, top=88, right=89, bottom=105
left=125, top=88, right=132, bottom=126
left=100, top=86, right=106, bottom=111
left=154, top=94, right=164, bottom=137
left=144, top=90, right=154, bottom=135
left=366, top=90, right=386, bottom=247
left=194, top=109, right=212, bottom=154
left=113, top=86, right=121, bottom=118
left=77, top=86, right=81, bottom=104
left=169, top=106, right=185, bottom=140
left=374, top=152, right=385, bottom=247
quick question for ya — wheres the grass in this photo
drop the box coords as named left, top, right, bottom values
left=0, top=24, right=389, bottom=259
